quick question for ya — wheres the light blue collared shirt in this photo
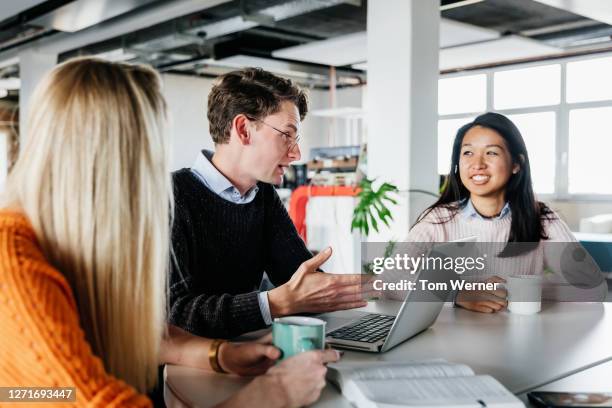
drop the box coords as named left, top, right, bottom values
left=191, top=150, right=272, bottom=325
left=191, top=150, right=259, bottom=204
left=460, top=199, right=511, bottom=220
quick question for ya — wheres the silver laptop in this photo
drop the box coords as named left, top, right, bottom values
left=319, top=237, right=477, bottom=353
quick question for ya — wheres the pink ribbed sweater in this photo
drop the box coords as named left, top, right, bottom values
left=405, top=205, right=608, bottom=301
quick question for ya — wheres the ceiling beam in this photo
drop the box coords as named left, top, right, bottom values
left=534, top=0, right=612, bottom=26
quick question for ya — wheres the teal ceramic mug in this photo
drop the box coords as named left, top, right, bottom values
left=272, top=316, right=326, bottom=360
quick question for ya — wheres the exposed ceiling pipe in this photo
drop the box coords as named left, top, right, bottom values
left=129, top=0, right=359, bottom=54
left=0, top=0, right=231, bottom=63
left=521, top=19, right=601, bottom=37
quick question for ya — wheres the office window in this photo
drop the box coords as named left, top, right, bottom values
left=568, top=107, right=612, bottom=194
left=440, top=53, right=612, bottom=199
left=567, top=56, right=612, bottom=103
left=438, top=117, right=473, bottom=175
left=494, top=64, right=560, bottom=110
left=438, top=74, right=486, bottom=115
left=506, top=112, right=556, bottom=194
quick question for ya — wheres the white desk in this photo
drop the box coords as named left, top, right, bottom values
left=165, top=302, right=612, bottom=407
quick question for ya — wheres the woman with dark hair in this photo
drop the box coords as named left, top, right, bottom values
left=409, top=112, right=606, bottom=313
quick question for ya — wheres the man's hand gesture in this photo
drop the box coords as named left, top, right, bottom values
left=268, top=247, right=372, bottom=316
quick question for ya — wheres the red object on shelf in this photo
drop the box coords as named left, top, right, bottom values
left=288, top=185, right=359, bottom=244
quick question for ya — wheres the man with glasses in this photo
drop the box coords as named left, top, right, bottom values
left=170, top=68, right=369, bottom=338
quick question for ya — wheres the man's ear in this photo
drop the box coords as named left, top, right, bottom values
left=232, top=114, right=251, bottom=146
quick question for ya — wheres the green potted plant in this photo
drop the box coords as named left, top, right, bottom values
left=351, top=177, right=399, bottom=274
left=351, top=177, right=398, bottom=236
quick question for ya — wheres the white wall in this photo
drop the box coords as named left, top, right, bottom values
left=18, top=50, right=57, bottom=139
left=162, top=73, right=215, bottom=171
left=299, top=85, right=364, bottom=162
left=297, top=87, right=326, bottom=162
left=161, top=72, right=365, bottom=168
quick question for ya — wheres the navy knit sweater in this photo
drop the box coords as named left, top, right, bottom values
left=169, top=169, right=312, bottom=338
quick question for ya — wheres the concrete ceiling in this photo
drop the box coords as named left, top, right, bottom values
left=1, top=0, right=612, bottom=87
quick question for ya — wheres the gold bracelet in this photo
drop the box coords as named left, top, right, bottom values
left=208, top=339, right=227, bottom=373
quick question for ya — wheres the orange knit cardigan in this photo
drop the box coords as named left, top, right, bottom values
left=0, top=211, right=151, bottom=407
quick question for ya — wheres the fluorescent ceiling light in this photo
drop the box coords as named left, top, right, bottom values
left=211, top=55, right=323, bottom=80
left=570, top=36, right=612, bottom=47
left=216, top=55, right=306, bottom=78
left=440, top=0, right=485, bottom=11
left=272, top=19, right=498, bottom=66
left=0, top=57, right=18, bottom=70
left=533, top=0, right=612, bottom=26
left=95, top=48, right=137, bottom=62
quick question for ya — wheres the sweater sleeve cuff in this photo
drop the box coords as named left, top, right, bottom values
left=258, top=291, right=273, bottom=326
left=229, top=291, right=268, bottom=335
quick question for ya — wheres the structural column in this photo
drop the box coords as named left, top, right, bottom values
left=366, top=0, right=439, bottom=241
left=18, top=48, right=57, bottom=139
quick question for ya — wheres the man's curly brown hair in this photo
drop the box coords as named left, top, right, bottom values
left=207, top=67, right=308, bottom=144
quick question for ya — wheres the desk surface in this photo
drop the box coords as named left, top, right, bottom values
left=518, top=359, right=612, bottom=407
left=165, top=302, right=612, bottom=408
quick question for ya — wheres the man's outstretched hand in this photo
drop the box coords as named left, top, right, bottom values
left=268, top=247, right=373, bottom=317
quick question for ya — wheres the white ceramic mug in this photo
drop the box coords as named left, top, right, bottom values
left=507, top=274, right=543, bottom=315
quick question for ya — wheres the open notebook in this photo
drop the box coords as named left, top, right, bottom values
left=327, top=360, right=524, bottom=408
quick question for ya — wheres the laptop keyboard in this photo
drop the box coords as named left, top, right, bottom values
left=327, top=314, right=395, bottom=343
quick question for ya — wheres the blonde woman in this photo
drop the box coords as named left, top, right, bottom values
left=0, top=57, right=337, bottom=407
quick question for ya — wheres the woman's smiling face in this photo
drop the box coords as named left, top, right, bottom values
left=459, top=125, right=520, bottom=200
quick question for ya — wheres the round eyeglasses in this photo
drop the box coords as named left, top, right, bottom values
left=247, top=116, right=302, bottom=150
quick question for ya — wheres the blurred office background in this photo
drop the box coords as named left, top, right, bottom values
left=0, top=0, right=611, bottom=280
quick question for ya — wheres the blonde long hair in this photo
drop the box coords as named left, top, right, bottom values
left=2, top=57, right=171, bottom=392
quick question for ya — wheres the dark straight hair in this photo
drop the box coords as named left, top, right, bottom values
left=415, top=112, right=553, bottom=252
